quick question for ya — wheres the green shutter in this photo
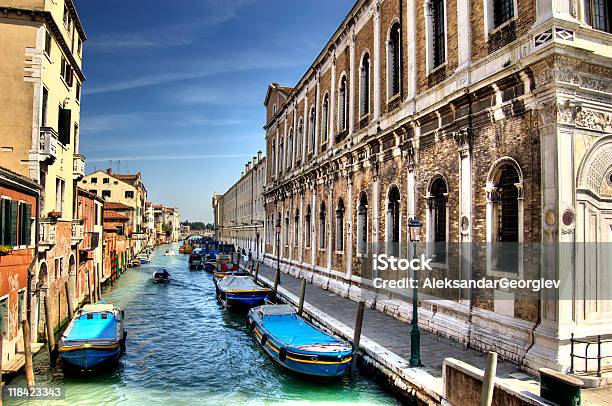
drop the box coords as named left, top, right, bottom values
left=9, top=201, right=18, bottom=247
left=0, top=199, right=5, bottom=245
left=23, top=203, right=32, bottom=246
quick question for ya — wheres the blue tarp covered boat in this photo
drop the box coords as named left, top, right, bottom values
left=214, top=276, right=271, bottom=308
left=247, top=305, right=353, bottom=379
left=58, top=303, right=126, bottom=371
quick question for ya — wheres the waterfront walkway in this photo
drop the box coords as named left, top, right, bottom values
left=250, top=260, right=609, bottom=405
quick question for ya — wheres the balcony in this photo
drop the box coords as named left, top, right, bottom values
left=39, top=220, right=57, bottom=251
left=71, top=220, right=84, bottom=245
left=39, top=127, right=59, bottom=163
left=73, top=154, right=85, bottom=179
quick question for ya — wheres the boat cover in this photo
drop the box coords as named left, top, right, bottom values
left=256, top=305, right=342, bottom=347
left=66, top=312, right=118, bottom=341
left=217, top=276, right=269, bottom=292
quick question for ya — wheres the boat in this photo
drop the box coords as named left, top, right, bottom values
left=58, top=302, right=126, bottom=371
left=213, top=269, right=250, bottom=278
left=214, top=276, right=271, bottom=308
left=247, top=304, right=353, bottom=379
left=179, top=245, right=186, bottom=254
left=189, top=250, right=204, bottom=270
left=130, top=258, right=141, bottom=267
left=137, top=256, right=150, bottom=264
left=164, top=250, right=176, bottom=256
left=153, top=269, right=171, bottom=284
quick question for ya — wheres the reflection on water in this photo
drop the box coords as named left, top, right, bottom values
left=7, top=244, right=398, bottom=405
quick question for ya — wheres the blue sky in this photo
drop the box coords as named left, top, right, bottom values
left=77, top=0, right=355, bottom=222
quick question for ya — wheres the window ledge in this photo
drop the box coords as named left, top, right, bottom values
left=428, top=62, right=447, bottom=76
left=387, top=93, right=401, bottom=104
left=488, top=16, right=518, bottom=37
left=335, top=250, right=344, bottom=255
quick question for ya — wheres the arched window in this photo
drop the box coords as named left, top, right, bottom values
left=335, top=199, right=345, bottom=252
left=388, top=23, right=401, bottom=98
left=271, top=140, right=276, bottom=177
left=284, top=212, right=290, bottom=246
left=357, top=193, right=368, bottom=254
left=279, top=138, right=284, bottom=174
left=319, top=203, right=326, bottom=249
left=288, top=128, right=294, bottom=169
left=360, top=53, right=370, bottom=117
left=297, top=119, right=303, bottom=160
left=338, top=76, right=348, bottom=132
left=427, top=177, right=448, bottom=263
left=305, top=205, right=311, bottom=248
left=497, top=165, right=519, bottom=242
left=309, top=107, right=316, bottom=153
left=386, top=186, right=401, bottom=246
left=294, top=208, right=300, bottom=247
left=432, top=0, right=446, bottom=68
left=321, top=94, right=329, bottom=145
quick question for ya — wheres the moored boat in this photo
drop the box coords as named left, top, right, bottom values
left=58, top=303, right=126, bottom=371
left=247, top=305, right=353, bottom=379
left=214, top=276, right=271, bottom=308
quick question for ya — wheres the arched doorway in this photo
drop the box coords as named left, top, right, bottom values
left=386, top=186, right=401, bottom=255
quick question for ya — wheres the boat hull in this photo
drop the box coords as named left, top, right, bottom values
left=247, top=309, right=352, bottom=379
left=59, top=345, right=122, bottom=371
left=222, top=292, right=269, bottom=308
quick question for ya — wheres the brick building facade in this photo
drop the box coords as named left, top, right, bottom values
left=263, top=0, right=612, bottom=373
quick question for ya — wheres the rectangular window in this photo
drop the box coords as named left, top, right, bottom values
left=102, top=190, right=111, bottom=198
left=89, top=189, right=97, bottom=195
left=433, top=0, right=446, bottom=68
left=17, top=202, right=32, bottom=246
left=91, top=177, right=98, bottom=184
left=76, top=81, right=81, bottom=102
left=125, top=191, right=134, bottom=198
left=55, top=178, right=65, bottom=214
left=77, top=37, right=82, bottom=55
left=41, top=87, right=49, bottom=127
left=54, top=257, right=61, bottom=279
left=103, top=178, right=109, bottom=184
left=0, top=297, right=7, bottom=335
left=585, top=0, right=611, bottom=33
left=44, top=31, right=52, bottom=56
left=493, top=0, right=514, bottom=27
left=0, top=199, right=18, bottom=246
left=18, top=290, right=24, bottom=325
left=58, top=107, right=71, bottom=145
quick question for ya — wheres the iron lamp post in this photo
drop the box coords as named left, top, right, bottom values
left=275, top=219, right=281, bottom=289
left=408, top=218, right=423, bottom=367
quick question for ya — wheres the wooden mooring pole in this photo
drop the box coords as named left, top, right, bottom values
left=253, top=263, right=260, bottom=283
left=43, top=298, right=57, bottom=361
left=86, top=270, right=93, bottom=304
left=97, top=268, right=102, bottom=301
left=351, top=301, right=365, bottom=376
left=22, top=320, right=35, bottom=387
left=273, top=268, right=280, bottom=301
left=481, top=351, right=498, bottom=406
left=65, top=281, right=74, bottom=319
left=297, top=279, right=306, bottom=316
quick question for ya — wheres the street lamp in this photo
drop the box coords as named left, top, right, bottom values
left=274, top=220, right=282, bottom=297
left=408, top=217, right=423, bottom=367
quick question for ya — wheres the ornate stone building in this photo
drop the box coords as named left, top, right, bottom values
left=263, top=0, right=611, bottom=373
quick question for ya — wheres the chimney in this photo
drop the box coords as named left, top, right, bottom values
left=246, top=162, right=251, bottom=172
left=252, top=156, right=257, bottom=166
left=106, top=168, right=112, bottom=175
left=241, top=171, right=244, bottom=177
left=257, top=150, right=263, bottom=161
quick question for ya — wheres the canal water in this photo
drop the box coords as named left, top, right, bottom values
left=8, top=244, right=399, bottom=405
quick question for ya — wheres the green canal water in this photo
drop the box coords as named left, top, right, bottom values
left=7, top=244, right=399, bottom=405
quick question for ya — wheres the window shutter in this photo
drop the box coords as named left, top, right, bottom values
left=24, top=203, right=32, bottom=246
left=9, top=200, right=18, bottom=247
left=58, top=108, right=72, bottom=145
left=0, top=199, right=5, bottom=245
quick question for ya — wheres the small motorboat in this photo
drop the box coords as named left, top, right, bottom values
left=58, top=302, right=126, bottom=371
left=130, top=258, right=141, bottom=267
left=137, top=255, right=150, bottom=264
left=164, top=250, right=176, bottom=256
left=214, top=276, right=271, bottom=308
left=153, top=269, right=171, bottom=284
left=213, top=269, right=250, bottom=279
left=247, top=304, right=353, bottom=379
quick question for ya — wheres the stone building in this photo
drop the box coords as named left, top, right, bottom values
left=75, top=188, right=103, bottom=304
left=153, top=205, right=180, bottom=244
left=213, top=152, right=266, bottom=260
left=263, top=0, right=611, bottom=374
left=0, top=0, right=87, bottom=340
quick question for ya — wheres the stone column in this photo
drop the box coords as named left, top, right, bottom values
left=327, top=179, right=333, bottom=271
left=299, top=190, right=304, bottom=263
left=373, top=3, right=381, bottom=120
left=311, top=187, right=317, bottom=266
left=372, top=162, right=380, bottom=247
left=275, top=128, right=279, bottom=177
left=348, top=31, right=356, bottom=137
left=314, top=74, right=321, bottom=155
left=456, top=0, right=471, bottom=71
left=303, top=95, right=309, bottom=158
left=346, top=171, right=354, bottom=276
left=406, top=0, right=417, bottom=100
left=330, top=55, right=337, bottom=148
left=292, top=102, right=297, bottom=168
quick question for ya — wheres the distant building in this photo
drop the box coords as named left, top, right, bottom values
left=213, top=151, right=266, bottom=260
left=153, top=205, right=180, bottom=244
left=79, top=169, right=148, bottom=253
left=0, top=167, right=39, bottom=365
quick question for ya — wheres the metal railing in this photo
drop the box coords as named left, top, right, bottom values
left=570, top=333, right=612, bottom=377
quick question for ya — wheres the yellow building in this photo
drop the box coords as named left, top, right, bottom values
left=79, top=169, right=149, bottom=254
left=0, top=0, right=87, bottom=338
